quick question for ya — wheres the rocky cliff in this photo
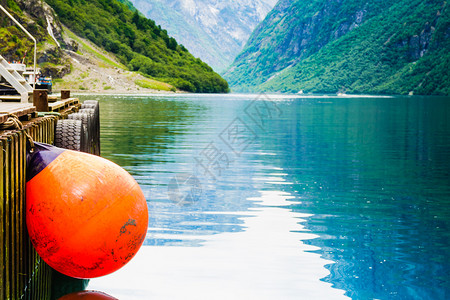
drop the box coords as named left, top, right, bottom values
left=0, top=0, right=70, bottom=77
left=225, top=0, right=450, bottom=95
left=129, top=0, right=277, bottom=72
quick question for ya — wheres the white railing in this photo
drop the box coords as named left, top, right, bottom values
left=0, top=4, right=36, bottom=89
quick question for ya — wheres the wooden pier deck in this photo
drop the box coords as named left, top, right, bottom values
left=0, top=97, right=80, bottom=122
left=48, top=97, right=79, bottom=112
left=0, top=103, right=36, bottom=123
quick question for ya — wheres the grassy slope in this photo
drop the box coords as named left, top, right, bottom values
left=56, top=26, right=176, bottom=92
left=64, top=27, right=125, bottom=69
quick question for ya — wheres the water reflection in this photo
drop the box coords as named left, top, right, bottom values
left=78, top=94, right=263, bottom=247
left=257, top=96, right=450, bottom=299
left=81, top=94, right=450, bottom=299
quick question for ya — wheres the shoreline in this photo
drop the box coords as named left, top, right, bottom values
left=67, top=92, right=396, bottom=98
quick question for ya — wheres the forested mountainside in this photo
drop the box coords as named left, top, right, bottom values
left=0, top=0, right=229, bottom=93
left=128, top=0, right=277, bottom=73
left=225, top=0, right=450, bottom=95
left=45, top=0, right=229, bottom=92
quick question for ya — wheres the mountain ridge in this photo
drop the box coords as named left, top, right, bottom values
left=225, top=0, right=450, bottom=95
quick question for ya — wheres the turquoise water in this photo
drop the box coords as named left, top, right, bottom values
left=82, top=94, right=450, bottom=299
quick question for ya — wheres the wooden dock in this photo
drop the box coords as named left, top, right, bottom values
left=48, top=98, right=79, bottom=112
left=0, top=103, right=36, bottom=123
left=0, top=96, right=80, bottom=121
left=0, top=93, right=82, bottom=300
left=0, top=117, right=55, bottom=300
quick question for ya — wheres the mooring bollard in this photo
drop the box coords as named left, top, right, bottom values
left=61, top=89, right=70, bottom=100
left=33, top=89, right=48, bottom=112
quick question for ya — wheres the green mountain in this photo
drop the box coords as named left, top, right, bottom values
left=224, top=0, right=450, bottom=95
left=45, top=0, right=229, bottom=93
left=1, top=0, right=228, bottom=93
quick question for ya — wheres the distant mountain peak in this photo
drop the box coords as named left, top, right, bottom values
left=129, top=0, right=277, bottom=72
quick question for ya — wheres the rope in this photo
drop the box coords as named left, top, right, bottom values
left=0, top=114, right=35, bottom=151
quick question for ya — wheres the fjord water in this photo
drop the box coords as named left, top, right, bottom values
left=83, top=94, right=450, bottom=299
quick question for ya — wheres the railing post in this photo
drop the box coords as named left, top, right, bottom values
left=33, top=89, right=48, bottom=112
left=61, top=90, right=70, bottom=100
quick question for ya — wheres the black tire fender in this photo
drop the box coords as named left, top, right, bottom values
left=67, top=113, right=93, bottom=153
left=79, top=106, right=100, bottom=156
left=54, top=119, right=86, bottom=152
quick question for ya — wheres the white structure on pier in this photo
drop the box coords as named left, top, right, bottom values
left=0, top=55, right=33, bottom=103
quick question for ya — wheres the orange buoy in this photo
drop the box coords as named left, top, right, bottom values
left=58, top=291, right=118, bottom=299
left=26, top=143, right=148, bottom=278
